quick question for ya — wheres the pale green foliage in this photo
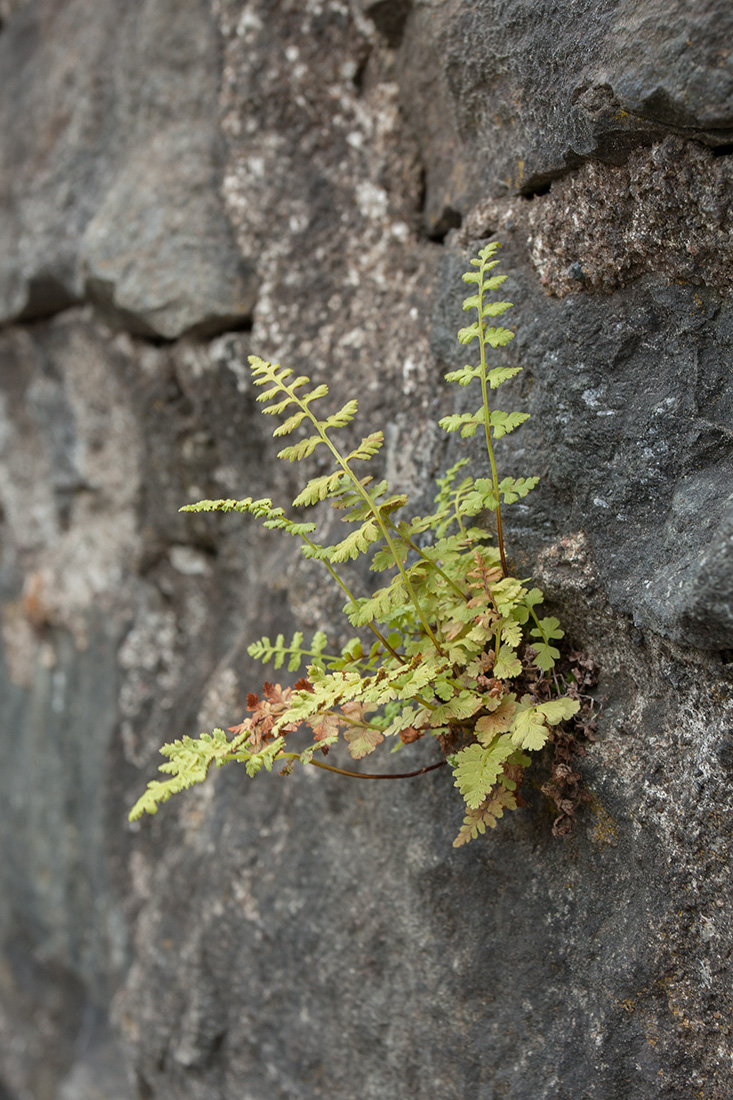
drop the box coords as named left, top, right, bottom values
left=450, top=740, right=517, bottom=809
left=129, top=242, right=581, bottom=844
left=247, top=631, right=330, bottom=672
left=510, top=696, right=580, bottom=751
left=129, top=729, right=284, bottom=819
left=453, top=786, right=519, bottom=847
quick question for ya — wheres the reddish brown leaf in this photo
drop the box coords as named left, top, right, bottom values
left=227, top=720, right=251, bottom=735
left=308, top=712, right=343, bottom=741
left=399, top=727, right=423, bottom=744
left=344, top=727, right=384, bottom=759
left=341, top=699, right=371, bottom=723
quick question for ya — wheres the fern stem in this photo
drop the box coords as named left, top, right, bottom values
left=386, top=521, right=466, bottom=601
left=300, top=538, right=438, bottom=715
left=323, top=708, right=386, bottom=733
left=476, top=276, right=509, bottom=578
left=298, top=410, right=445, bottom=654
left=260, top=360, right=444, bottom=653
left=277, top=752, right=446, bottom=780
left=334, top=466, right=444, bottom=653
left=301, top=534, right=405, bottom=664
left=527, top=603, right=545, bottom=636
left=453, top=494, right=467, bottom=535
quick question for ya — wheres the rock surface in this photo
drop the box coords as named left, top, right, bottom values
left=0, top=0, right=256, bottom=338
left=400, top=0, right=733, bottom=232
left=0, top=1, right=732, bottom=1099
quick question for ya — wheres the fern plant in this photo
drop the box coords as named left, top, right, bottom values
left=130, top=243, right=580, bottom=846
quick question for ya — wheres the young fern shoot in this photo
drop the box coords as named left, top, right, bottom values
left=441, top=243, right=534, bottom=575
left=129, top=242, right=580, bottom=846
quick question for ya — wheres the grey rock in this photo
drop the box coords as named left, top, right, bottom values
left=0, top=0, right=732, bottom=1098
left=357, top=0, right=413, bottom=47
left=527, top=138, right=733, bottom=296
left=0, top=0, right=256, bottom=338
left=399, top=0, right=733, bottom=233
left=0, top=606, right=131, bottom=1099
left=112, top=605, right=733, bottom=1100
left=433, top=234, right=733, bottom=650
left=80, top=124, right=256, bottom=340
left=0, top=0, right=27, bottom=24
left=55, top=1009, right=134, bottom=1100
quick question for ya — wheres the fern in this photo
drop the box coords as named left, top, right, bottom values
left=129, top=729, right=285, bottom=818
left=247, top=631, right=334, bottom=672
left=130, top=242, right=584, bottom=845
left=453, top=787, right=518, bottom=847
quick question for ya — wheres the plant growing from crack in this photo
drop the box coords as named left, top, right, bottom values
left=130, top=242, right=584, bottom=845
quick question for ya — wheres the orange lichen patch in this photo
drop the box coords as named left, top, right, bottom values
left=0, top=573, right=55, bottom=688
left=21, top=571, right=53, bottom=629
left=589, top=795, right=619, bottom=847
left=1, top=601, right=39, bottom=689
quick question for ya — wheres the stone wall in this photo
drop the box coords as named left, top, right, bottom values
left=0, top=1, right=731, bottom=1097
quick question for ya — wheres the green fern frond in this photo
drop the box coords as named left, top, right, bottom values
left=180, top=497, right=318, bottom=539
left=129, top=730, right=284, bottom=820
left=277, top=434, right=325, bottom=462
left=272, top=410, right=308, bottom=436
left=489, top=410, right=530, bottom=438
left=456, top=322, right=482, bottom=346
left=510, top=696, right=580, bottom=751
left=486, top=365, right=522, bottom=388
left=247, top=630, right=330, bottom=672
left=490, top=576, right=526, bottom=616
left=444, top=365, right=482, bottom=386
left=343, top=579, right=408, bottom=626
left=457, top=478, right=499, bottom=514
left=429, top=689, right=484, bottom=725
left=180, top=496, right=272, bottom=515
left=292, top=471, right=348, bottom=508
left=528, top=614, right=565, bottom=671
left=327, top=519, right=381, bottom=563
left=480, top=300, right=514, bottom=318
left=345, top=432, right=384, bottom=462
left=450, top=738, right=516, bottom=810
left=453, top=787, right=517, bottom=847
left=497, top=476, right=540, bottom=503
left=323, top=399, right=359, bottom=430
left=484, top=327, right=515, bottom=348
left=493, top=646, right=522, bottom=679
left=133, top=240, right=590, bottom=850
left=438, top=411, right=483, bottom=438
left=301, top=384, right=330, bottom=408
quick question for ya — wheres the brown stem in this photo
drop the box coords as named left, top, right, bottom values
left=495, top=505, right=509, bottom=577
left=279, top=752, right=447, bottom=780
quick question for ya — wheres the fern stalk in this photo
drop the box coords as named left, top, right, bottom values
left=385, top=520, right=466, bottom=601
left=476, top=283, right=509, bottom=577
left=323, top=444, right=445, bottom=654
left=302, top=532, right=405, bottom=665
left=281, top=375, right=445, bottom=654
left=276, top=752, right=446, bottom=780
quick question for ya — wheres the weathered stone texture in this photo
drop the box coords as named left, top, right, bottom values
left=434, top=232, right=733, bottom=651
left=0, top=0, right=256, bottom=338
left=399, top=0, right=733, bottom=232
left=0, top=0, right=732, bottom=1098
left=112, top=625, right=733, bottom=1100
left=528, top=138, right=733, bottom=296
